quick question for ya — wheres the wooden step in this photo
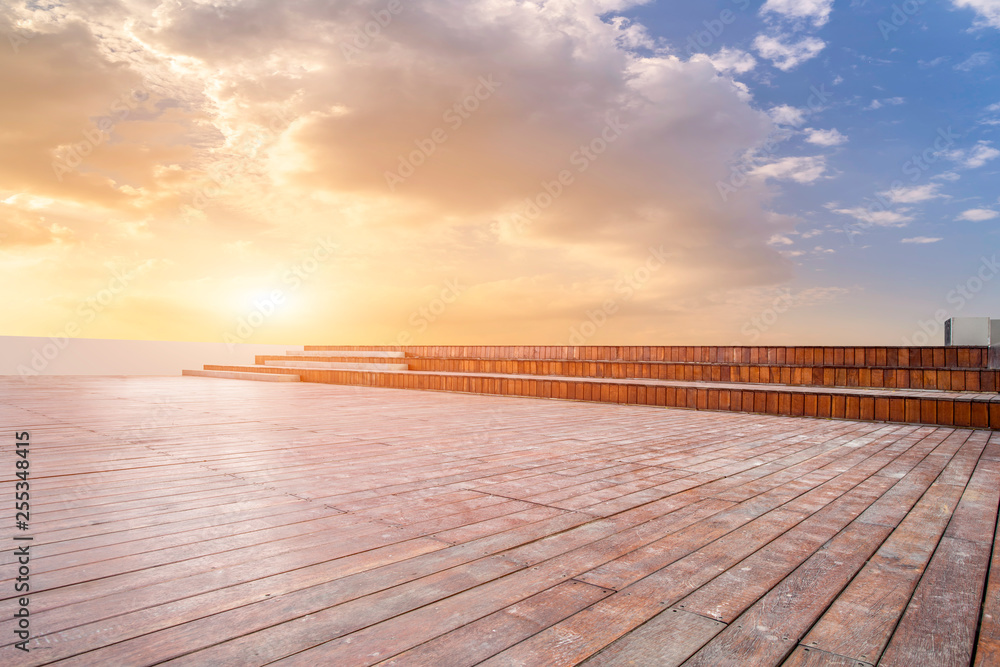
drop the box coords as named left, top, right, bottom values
left=263, top=360, right=409, bottom=371
left=303, top=345, right=997, bottom=369
left=400, top=357, right=1000, bottom=392
left=288, top=350, right=405, bottom=359
left=182, top=369, right=300, bottom=382
left=258, top=355, right=410, bottom=367
left=204, top=365, right=1000, bottom=429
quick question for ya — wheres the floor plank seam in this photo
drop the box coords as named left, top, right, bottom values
left=797, top=432, right=983, bottom=666
left=962, top=459, right=1000, bottom=667
left=472, top=491, right=582, bottom=512
left=791, top=645, right=875, bottom=666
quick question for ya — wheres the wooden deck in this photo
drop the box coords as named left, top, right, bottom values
left=2, top=375, right=999, bottom=666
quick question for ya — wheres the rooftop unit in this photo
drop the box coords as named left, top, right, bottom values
left=945, top=317, right=999, bottom=346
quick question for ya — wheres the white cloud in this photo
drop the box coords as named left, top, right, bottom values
left=988, top=102, right=1000, bottom=112
left=866, top=97, right=906, bottom=110
left=760, top=0, right=835, bottom=27
left=768, top=234, right=795, bottom=245
left=957, top=208, right=999, bottom=221
left=955, top=52, right=993, bottom=70
left=933, top=171, right=961, bottom=182
left=769, top=104, right=808, bottom=127
left=880, top=183, right=944, bottom=204
left=830, top=206, right=914, bottom=227
left=805, top=127, right=847, bottom=146
left=753, top=34, right=826, bottom=71
left=946, top=140, right=1000, bottom=168
left=752, top=156, right=828, bottom=183
left=967, top=142, right=1000, bottom=167
left=704, top=48, right=758, bottom=74
left=919, top=57, right=950, bottom=68
left=901, top=236, right=943, bottom=244
left=953, top=0, right=1000, bottom=29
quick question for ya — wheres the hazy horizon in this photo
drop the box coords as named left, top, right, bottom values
left=0, top=336, right=296, bottom=376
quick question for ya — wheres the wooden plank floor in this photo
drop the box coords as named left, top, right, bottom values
left=1, top=376, right=998, bottom=666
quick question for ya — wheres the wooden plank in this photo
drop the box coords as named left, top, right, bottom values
left=976, top=496, right=1000, bottom=666
left=268, top=579, right=614, bottom=666
left=879, top=537, right=991, bottom=667
left=797, top=474, right=973, bottom=663
left=580, top=608, right=725, bottom=666
left=377, top=581, right=611, bottom=666
left=680, top=521, right=893, bottom=666
left=783, top=646, right=874, bottom=666
left=676, top=475, right=896, bottom=623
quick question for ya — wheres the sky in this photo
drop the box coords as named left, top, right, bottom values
left=1, top=0, right=998, bottom=347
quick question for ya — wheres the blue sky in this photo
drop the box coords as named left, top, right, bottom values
left=623, top=0, right=1000, bottom=343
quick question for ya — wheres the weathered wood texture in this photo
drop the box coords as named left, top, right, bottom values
left=0, top=377, right=997, bottom=666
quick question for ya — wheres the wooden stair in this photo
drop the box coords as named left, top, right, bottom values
left=185, top=345, right=1000, bottom=429
left=181, top=369, right=300, bottom=382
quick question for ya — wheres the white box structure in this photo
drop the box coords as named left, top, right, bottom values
left=945, top=317, right=993, bottom=345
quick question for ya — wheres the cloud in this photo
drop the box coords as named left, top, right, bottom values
left=753, top=34, right=826, bottom=71
left=769, top=104, right=808, bottom=127
left=953, top=0, right=1000, bottom=29
left=751, top=156, right=827, bottom=183
left=805, top=127, right=847, bottom=146
left=919, top=57, right=950, bottom=68
left=830, top=206, right=914, bottom=227
left=957, top=208, right=999, bottom=221
left=946, top=140, right=1000, bottom=168
left=954, top=52, right=993, bottom=70
left=0, top=196, right=75, bottom=247
left=866, top=97, right=905, bottom=110
left=880, top=183, right=944, bottom=204
left=901, top=236, right=943, bottom=244
left=0, top=0, right=801, bottom=344
left=703, top=48, right=758, bottom=74
left=760, top=0, right=835, bottom=27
